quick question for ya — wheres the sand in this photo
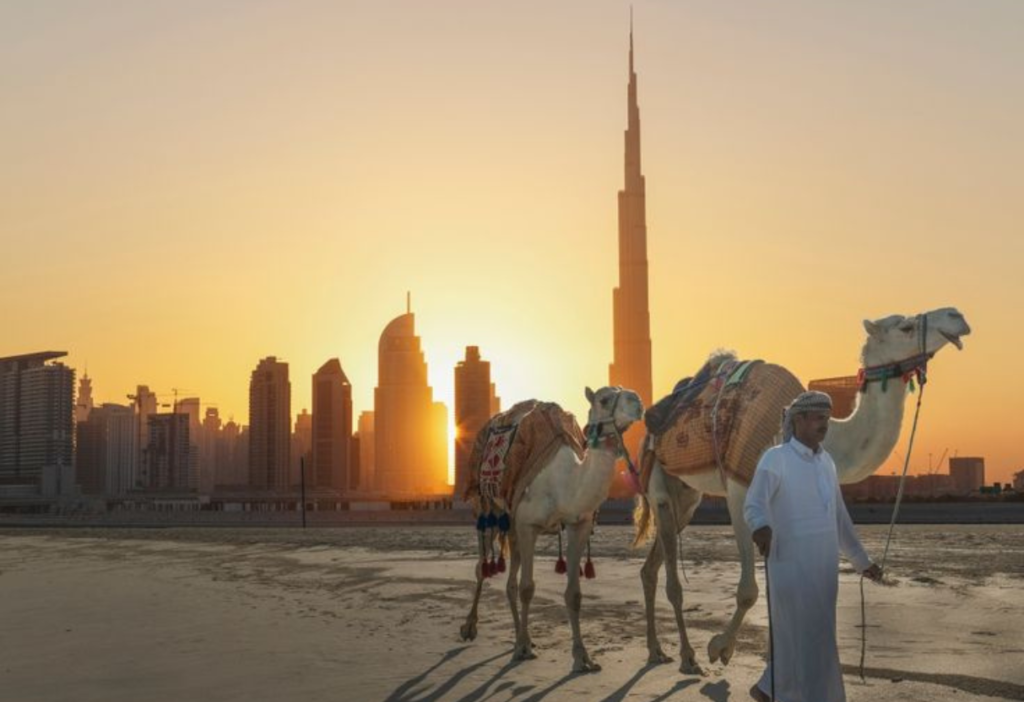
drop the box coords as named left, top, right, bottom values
left=1, top=525, right=1022, bottom=702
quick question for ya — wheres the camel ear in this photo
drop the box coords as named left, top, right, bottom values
left=585, top=386, right=595, bottom=403
left=863, top=319, right=883, bottom=338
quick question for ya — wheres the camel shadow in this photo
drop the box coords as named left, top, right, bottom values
left=381, top=646, right=512, bottom=702
left=594, top=663, right=662, bottom=702
left=698, top=679, right=732, bottom=701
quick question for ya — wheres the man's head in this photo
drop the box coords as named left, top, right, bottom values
left=782, top=391, right=833, bottom=449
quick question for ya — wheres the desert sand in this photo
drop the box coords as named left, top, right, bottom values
left=1, top=524, right=1022, bottom=702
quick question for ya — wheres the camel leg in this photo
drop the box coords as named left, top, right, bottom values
left=458, top=532, right=489, bottom=642
left=505, top=528, right=522, bottom=643
left=656, top=495, right=703, bottom=676
left=460, top=528, right=487, bottom=641
left=708, top=479, right=759, bottom=665
left=512, top=521, right=539, bottom=662
left=641, top=537, right=671, bottom=664
left=643, top=469, right=702, bottom=666
left=564, top=519, right=601, bottom=673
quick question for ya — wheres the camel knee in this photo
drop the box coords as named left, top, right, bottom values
left=737, top=583, right=759, bottom=611
left=666, top=578, right=683, bottom=608
left=520, top=582, right=535, bottom=606
left=564, top=587, right=582, bottom=614
left=641, top=561, right=661, bottom=593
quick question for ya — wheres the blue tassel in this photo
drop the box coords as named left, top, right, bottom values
left=498, top=513, right=511, bottom=533
left=476, top=514, right=487, bottom=532
left=485, top=512, right=498, bottom=529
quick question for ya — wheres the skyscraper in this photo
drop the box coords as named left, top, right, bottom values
left=141, top=413, right=192, bottom=490
left=248, top=357, right=291, bottom=491
left=76, top=403, right=136, bottom=496
left=76, top=371, right=93, bottom=423
left=200, top=407, right=222, bottom=494
left=292, top=408, right=312, bottom=488
left=609, top=17, right=653, bottom=458
left=374, top=302, right=448, bottom=496
left=454, top=346, right=499, bottom=498
left=357, top=411, right=375, bottom=491
left=0, top=352, right=75, bottom=496
left=312, top=359, right=353, bottom=491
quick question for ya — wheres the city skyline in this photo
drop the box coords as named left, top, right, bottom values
left=3, top=2, right=1022, bottom=484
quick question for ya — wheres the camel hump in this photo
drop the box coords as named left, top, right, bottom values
left=463, top=400, right=585, bottom=509
left=655, top=362, right=805, bottom=486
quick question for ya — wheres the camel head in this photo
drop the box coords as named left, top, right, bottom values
left=584, top=385, right=644, bottom=434
left=861, top=306, right=971, bottom=367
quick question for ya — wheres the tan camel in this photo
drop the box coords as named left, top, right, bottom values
left=634, top=307, right=971, bottom=675
left=460, top=385, right=644, bottom=673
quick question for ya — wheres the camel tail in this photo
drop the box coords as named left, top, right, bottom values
left=632, top=493, right=656, bottom=547
left=632, top=435, right=658, bottom=547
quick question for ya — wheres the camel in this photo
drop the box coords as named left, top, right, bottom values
left=634, top=307, right=971, bottom=675
left=459, top=385, right=644, bottom=673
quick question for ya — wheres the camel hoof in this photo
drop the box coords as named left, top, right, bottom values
left=459, top=622, right=477, bottom=641
left=512, top=643, right=537, bottom=662
left=572, top=659, right=602, bottom=674
left=679, top=659, right=705, bottom=676
left=707, top=634, right=734, bottom=665
left=647, top=650, right=673, bottom=666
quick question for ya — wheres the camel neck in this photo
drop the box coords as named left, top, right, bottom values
left=824, top=380, right=907, bottom=484
left=559, top=446, right=619, bottom=520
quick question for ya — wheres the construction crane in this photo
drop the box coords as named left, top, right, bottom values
left=928, top=448, right=950, bottom=475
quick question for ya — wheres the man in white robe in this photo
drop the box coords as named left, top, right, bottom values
left=744, top=391, right=883, bottom=702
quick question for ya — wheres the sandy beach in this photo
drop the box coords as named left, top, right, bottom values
left=1, top=525, right=1022, bottom=702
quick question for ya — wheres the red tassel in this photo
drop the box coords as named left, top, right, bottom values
left=555, top=556, right=567, bottom=574
left=497, top=555, right=506, bottom=573
left=584, top=559, right=596, bottom=579
left=489, top=558, right=498, bottom=577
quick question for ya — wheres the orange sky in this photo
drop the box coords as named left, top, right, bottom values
left=3, top=1, right=1022, bottom=484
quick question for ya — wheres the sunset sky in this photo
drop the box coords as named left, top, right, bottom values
left=3, top=1, right=1021, bottom=484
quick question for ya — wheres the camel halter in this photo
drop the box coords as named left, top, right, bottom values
left=585, top=390, right=639, bottom=477
left=859, top=313, right=930, bottom=682
left=857, top=314, right=932, bottom=393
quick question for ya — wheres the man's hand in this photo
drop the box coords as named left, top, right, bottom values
left=862, top=563, right=883, bottom=582
left=752, top=526, right=772, bottom=558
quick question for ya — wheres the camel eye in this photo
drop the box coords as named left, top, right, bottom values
left=898, top=323, right=915, bottom=333
left=600, top=397, right=609, bottom=407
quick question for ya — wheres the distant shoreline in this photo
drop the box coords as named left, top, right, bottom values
left=0, top=500, right=1021, bottom=528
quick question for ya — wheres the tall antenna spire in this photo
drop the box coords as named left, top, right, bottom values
left=406, top=291, right=411, bottom=314
left=629, top=6, right=634, bottom=74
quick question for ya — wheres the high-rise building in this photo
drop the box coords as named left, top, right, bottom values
left=950, top=457, right=985, bottom=496
left=248, top=357, right=291, bottom=491
left=199, top=407, right=222, bottom=494
left=807, top=376, right=859, bottom=419
left=216, top=419, right=248, bottom=488
left=609, top=18, right=653, bottom=469
left=76, top=371, right=94, bottom=423
left=357, top=411, right=375, bottom=491
left=374, top=302, right=448, bottom=496
left=0, top=352, right=75, bottom=496
left=454, top=346, right=499, bottom=497
left=129, top=385, right=158, bottom=488
left=292, top=408, right=313, bottom=488
left=141, top=413, right=193, bottom=490
left=313, top=359, right=353, bottom=491
left=75, top=403, right=136, bottom=497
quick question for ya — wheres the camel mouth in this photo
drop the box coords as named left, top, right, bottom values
left=940, top=331, right=963, bottom=350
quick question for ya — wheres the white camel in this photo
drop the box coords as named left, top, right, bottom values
left=460, top=385, right=644, bottom=673
left=635, top=307, right=971, bottom=675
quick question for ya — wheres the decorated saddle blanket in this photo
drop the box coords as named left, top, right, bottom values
left=463, top=399, right=586, bottom=516
left=642, top=359, right=805, bottom=488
